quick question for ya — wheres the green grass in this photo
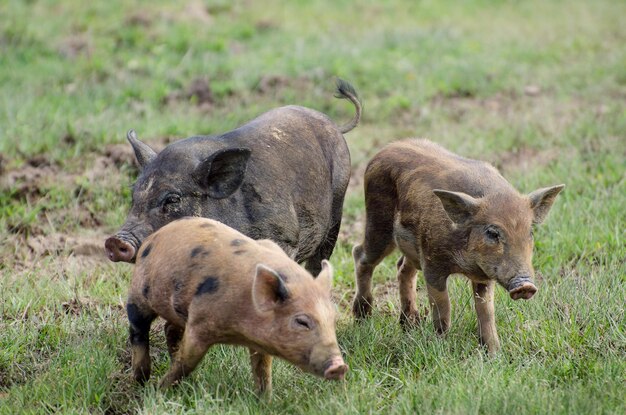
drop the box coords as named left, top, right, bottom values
left=1, top=0, right=625, bottom=413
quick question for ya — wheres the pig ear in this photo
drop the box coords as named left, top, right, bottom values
left=127, top=129, right=157, bottom=169
left=315, top=259, right=333, bottom=293
left=252, top=264, right=290, bottom=312
left=528, top=184, right=565, bottom=224
left=433, top=189, right=480, bottom=225
left=195, top=148, right=252, bottom=199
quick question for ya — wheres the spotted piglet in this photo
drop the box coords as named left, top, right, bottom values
left=126, top=217, right=347, bottom=396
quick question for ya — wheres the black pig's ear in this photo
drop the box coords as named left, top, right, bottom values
left=127, top=129, right=157, bottom=170
left=433, top=189, right=480, bottom=225
left=195, top=148, right=251, bottom=199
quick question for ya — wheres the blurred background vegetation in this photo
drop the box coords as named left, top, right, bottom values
left=1, top=1, right=624, bottom=414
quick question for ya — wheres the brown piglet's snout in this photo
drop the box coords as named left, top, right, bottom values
left=507, top=277, right=538, bottom=300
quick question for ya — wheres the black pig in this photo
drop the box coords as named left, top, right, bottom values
left=105, top=80, right=361, bottom=274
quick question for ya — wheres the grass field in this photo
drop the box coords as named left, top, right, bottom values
left=1, top=0, right=625, bottom=413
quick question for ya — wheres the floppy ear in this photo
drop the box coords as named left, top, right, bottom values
left=315, top=259, right=333, bottom=294
left=528, top=184, right=565, bottom=224
left=252, top=264, right=290, bottom=313
left=433, top=189, right=480, bottom=225
left=127, top=129, right=157, bottom=170
left=194, top=148, right=251, bottom=199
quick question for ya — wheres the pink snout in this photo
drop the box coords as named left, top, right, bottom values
left=509, top=282, right=537, bottom=300
left=104, top=237, right=136, bottom=263
left=323, top=357, right=348, bottom=381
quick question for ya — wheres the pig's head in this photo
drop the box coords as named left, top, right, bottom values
left=105, top=130, right=251, bottom=262
left=251, top=259, right=347, bottom=381
left=434, top=184, right=564, bottom=300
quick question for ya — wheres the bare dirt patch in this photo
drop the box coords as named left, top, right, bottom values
left=1, top=157, right=62, bottom=200
left=25, top=233, right=106, bottom=258
left=163, top=77, right=214, bottom=111
left=183, top=0, right=214, bottom=24
left=430, top=91, right=519, bottom=121
left=125, top=10, right=153, bottom=27
left=0, top=141, right=151, bottom=269
left=339, top=212, right=364, bottom=245
left=493, top=146, right=563, bottom=174
left=58, top=34, right=92, bottom=59
left=254, top=74, right=313, bottom=96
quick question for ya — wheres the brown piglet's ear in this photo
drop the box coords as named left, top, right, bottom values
left=252, top=264, right=289, bottom=313
left=433, top=189, right=480, bottom=225
left=315, top=259, right=334, bottom=294
left=126, top=129, right=157, bottom=170
left=528, top=184, right=565, bottom=224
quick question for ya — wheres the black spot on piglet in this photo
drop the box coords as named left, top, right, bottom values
left=174, top=302, right=188, bottom=320
left=191, top=246, right=206, bottom=258
left=230, top=239, right=246, bottom=247
left=196, top=276, right=219, bottom=296
left=127, top=303, right=154, bottom=345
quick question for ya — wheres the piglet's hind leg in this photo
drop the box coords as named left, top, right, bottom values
left=158, top=326, right=212, bottom=389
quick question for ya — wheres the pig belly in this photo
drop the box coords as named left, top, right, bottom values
left=147, top=293, right=190, bottom=329
left=393, top=223, right=421, bottom=267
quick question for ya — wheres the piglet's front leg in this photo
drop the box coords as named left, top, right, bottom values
left=426, top=273, right=451, bottom=335
left=249, top=348, right=273, bottom=398
left=472, top=281, right=500, bottom=355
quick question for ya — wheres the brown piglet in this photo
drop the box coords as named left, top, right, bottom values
left=126, top=217, right=347, bottom=396
left=352, top=139, right=564, bottom=354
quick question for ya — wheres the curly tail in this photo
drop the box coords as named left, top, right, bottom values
left=334, top=78, right=362, bottom=134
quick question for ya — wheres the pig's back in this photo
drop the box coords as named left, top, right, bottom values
left=229, top=105, right=349, bottom=192
left=224, top=106, right=350, bottom=259
left=131, top=218, right=263, bottom=326
left=370, top=139, right=512, bottom=199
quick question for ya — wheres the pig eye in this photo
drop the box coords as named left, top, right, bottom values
left=293, top=315, right=314, bottom=330
left=484, top=226, right=501, bottom=243
left=162, top=194, right=181, bottom=207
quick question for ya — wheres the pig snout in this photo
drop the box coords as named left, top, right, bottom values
left=105, top=236, right=137, bottom=263
left=507, top=277, right=537, bottom=300
left=323, top=356, right=348, bottom=381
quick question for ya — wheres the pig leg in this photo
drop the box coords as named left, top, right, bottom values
left=397, top=256, right=426, bottom=328
left=352, top=195, right=397, bottom=319
left=352, top=242, right=395, bottom=319
left=127, top=301, right=156, bottom=384
left=306, top=190, right=345, bottom=275
left=306, top=221, right=341, bottom=275
left=249, top=348, right=273, bottom=397
left=158, top=326, right=212, bottom=389
left=164, top=322, right=184, bottom=360
left=472, top=281, right=500, bottom=355
left=426, top=276, right=451, bottom=334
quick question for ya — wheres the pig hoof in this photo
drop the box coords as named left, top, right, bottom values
left=133, top=369, right=150, bottom=385
left=399, top=308, right=428, bottom=330
left=509, top=282, right=537, bottom=300
left=352, top=296, right=373, bottom=320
